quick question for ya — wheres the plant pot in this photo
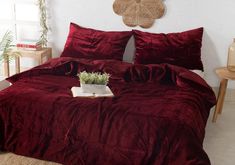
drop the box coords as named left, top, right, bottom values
left=80, top=83, right=107, bottom=94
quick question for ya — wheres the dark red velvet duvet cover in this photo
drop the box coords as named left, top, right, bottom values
left=0, top=57, right=216, bottom=165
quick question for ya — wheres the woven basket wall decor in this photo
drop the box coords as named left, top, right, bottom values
left=113, top=0, right=165, bottom=28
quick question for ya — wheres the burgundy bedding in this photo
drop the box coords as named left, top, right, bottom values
left=0, top=57, right=216, bottom=165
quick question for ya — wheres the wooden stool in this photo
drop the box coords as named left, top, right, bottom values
left=3, top=48, right=52, bottom=77
left=212, top=67, right=235, bottom=122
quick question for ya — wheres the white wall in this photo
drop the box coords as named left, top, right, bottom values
left=49, top=0, right=235, bottom=88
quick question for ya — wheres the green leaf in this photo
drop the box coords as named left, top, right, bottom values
left=0, top=30, right=21, bottom=64
left=78, top=71, right=110, bottom=85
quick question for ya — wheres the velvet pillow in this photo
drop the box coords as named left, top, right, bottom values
left=133, top=28, right=204, bottom=70
left=61, top=23, right=132, bottom=61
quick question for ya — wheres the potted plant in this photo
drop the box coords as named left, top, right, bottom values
left=0, top=31, right=20, bottom=64
left=78, top=71, right=110, bottom=94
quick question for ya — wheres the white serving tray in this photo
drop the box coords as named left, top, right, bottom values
left=71, top=86, right=114, bottom=98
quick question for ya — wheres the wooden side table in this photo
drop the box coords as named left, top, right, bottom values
left=3, top=48, right=52, bottom=77
left=212, top=67, right=235, bottom=122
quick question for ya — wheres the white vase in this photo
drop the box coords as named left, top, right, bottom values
left=80, top=83, right=107, bottom=94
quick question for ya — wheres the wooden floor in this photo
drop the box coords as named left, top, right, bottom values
left=0, top=101, right=234, bottom=165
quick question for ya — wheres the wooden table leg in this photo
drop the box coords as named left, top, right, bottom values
left=3, top=57, right=10, bottom=77
left=48, top=48, right=52, bottom=60
left=15, top=56, right=20, bottom=74
left=218, top=79, right=228, bottom=114
left=212, top=79, right=228, bottom=122
left=38, top=55, right=43, bottom=65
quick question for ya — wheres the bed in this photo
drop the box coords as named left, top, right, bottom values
left=0, top=23, right=216, bottom=165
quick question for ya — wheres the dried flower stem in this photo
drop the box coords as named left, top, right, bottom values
left=38, top=0, right=48, bottom=47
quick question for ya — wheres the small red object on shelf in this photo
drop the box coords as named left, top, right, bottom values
left=16, top=41, right=42, bottom=51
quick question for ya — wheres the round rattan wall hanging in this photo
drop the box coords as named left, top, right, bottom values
left=113, top=0, right=165, bottom=28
